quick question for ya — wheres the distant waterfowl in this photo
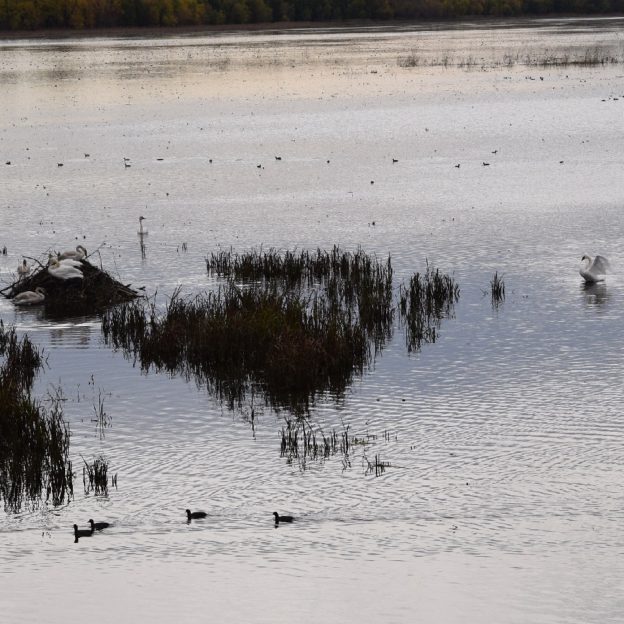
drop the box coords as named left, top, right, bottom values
left=48, top=259, right=83, bottom=281
left=138, top=216, right=148, bottom=236
left=88, top=519, right=110, bottom=531
left=186, top=509, right=207, bottom=521
left=73, top=524, right=94, bottom=538
left=579, top=254, right=610, bottom=283
left=273, top=512, right=294, bottom=524
left=59, top=245, right=87, bottom=260
left=13, top=287, right=45, bottom=306
left=17, top=259, right=30, bottom=277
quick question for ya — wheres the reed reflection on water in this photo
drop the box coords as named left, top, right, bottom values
left=1, top=18, right=624, bottom=624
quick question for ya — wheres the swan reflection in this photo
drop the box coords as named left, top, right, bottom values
left=581, top=281, right=609, bottom=306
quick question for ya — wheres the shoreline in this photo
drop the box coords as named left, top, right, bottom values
left=1, top=15, right=623, bottom=41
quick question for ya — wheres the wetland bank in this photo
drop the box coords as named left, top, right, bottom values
left=1, top=18, right=624, bottom=624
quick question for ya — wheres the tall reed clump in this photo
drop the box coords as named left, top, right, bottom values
left=490, top=272, right=505, bottom=307
left=105, top=248, right=394, bottom=414
left=398, top=262, right=460, bottom=352
left=0, top=322, right=72, bottom=512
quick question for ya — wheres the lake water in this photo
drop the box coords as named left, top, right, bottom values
left=1, top=18, right=624, bottom=623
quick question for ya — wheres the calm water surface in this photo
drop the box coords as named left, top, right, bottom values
left=1, top=18, right=624, bottom=623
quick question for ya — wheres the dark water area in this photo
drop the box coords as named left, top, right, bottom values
left=1, top=18, right=623, bottom=623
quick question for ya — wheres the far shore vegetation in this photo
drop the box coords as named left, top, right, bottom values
left=1, top=0, right=623, bottom=33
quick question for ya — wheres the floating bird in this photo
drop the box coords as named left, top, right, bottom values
left=138, top=216, right=148, bottom=236
left=579, top=254, right=610, bottom=283
left=392, top=158, right=398, bottom=163
left=482, top=162, right=490, bottom=166
left=48, top=259, right=83, bottom=281
left=17, top=259, right=30, bottom=277
left=59, top=245, right=87, bottom=260
left=88, top=519, right=110, bottom=531
left=186, top=509, right=207, bottom=521
left=74, top=524, right=94, bottom=538
left=454, top=164, right=460, bottom=168
left=13, top=287, right=45, bottom=306
left=273, top=512, right=294, bottom=524
left=275, top=156, right=282, bottom=160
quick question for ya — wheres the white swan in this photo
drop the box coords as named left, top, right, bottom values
left=579, top=254, right=610, bottom=283
left=14, top=287, right=46, bottom=306
left=48, top=259, right=83, bottom=281
left=48, top=253, right=83, bottom=269
left=59, top=245, right=87, bottom=260
left=17, top=259, right=31, bottom=277
left=138, top=216, right=148, bottom=236
left=60, top=258, right=83, bottom=269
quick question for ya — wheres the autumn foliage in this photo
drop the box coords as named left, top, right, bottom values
left=1, top=0, right=623, bottom=31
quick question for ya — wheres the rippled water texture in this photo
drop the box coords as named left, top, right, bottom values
left=1, top=18, right=624, bottom=623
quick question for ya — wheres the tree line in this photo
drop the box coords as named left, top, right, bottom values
left=1, top=0, right=622, bottom=31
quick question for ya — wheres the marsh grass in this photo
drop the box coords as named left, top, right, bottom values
left=92, top=390, right=111, bottom=439
left=0, top=323, right=72, bottom=512
left=106, top=247, right=395, bottom=414
left=278, top=419, right=396, bottom=473
left=398, top=262, right=460, bottom=352
left=491, top=272, right=505, bottom=307
left=104, top=248, right=458, bottom=415
left=364, top=453, right=391, bottom=477
left=82, top=454, right=113, bottom=496
left=398, top=45, right=624, bottom=70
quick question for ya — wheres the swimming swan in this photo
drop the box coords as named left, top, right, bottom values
left=138, top=216, right=148, bottom=236
left=579, top=254, right=610, bottom=283
left=59, top=245, right=87, bottom=260
left=13, top=287, right=46, bottom=306
left=48, top=259, right=83, bottom=281
left=17, top=259, right=31, bottom=277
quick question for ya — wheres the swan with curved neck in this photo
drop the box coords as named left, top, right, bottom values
left=48, top=259, right=83, bottom=281
left=579, top=254, right=609, bottom=283
left=13, top=287, right=45, bottom=306
left=59, top=245, right=87, bottom=261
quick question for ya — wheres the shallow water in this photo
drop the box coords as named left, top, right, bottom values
left=1, top=18, right=624, bottom=623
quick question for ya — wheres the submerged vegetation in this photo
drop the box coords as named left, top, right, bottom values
left=398, top=44, right=624, bottom=70
left=2, top=0, right=624, bottom=31
left=0, top=323, right=73, bottom=512
left=103, top=247, right=459, bottom=415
